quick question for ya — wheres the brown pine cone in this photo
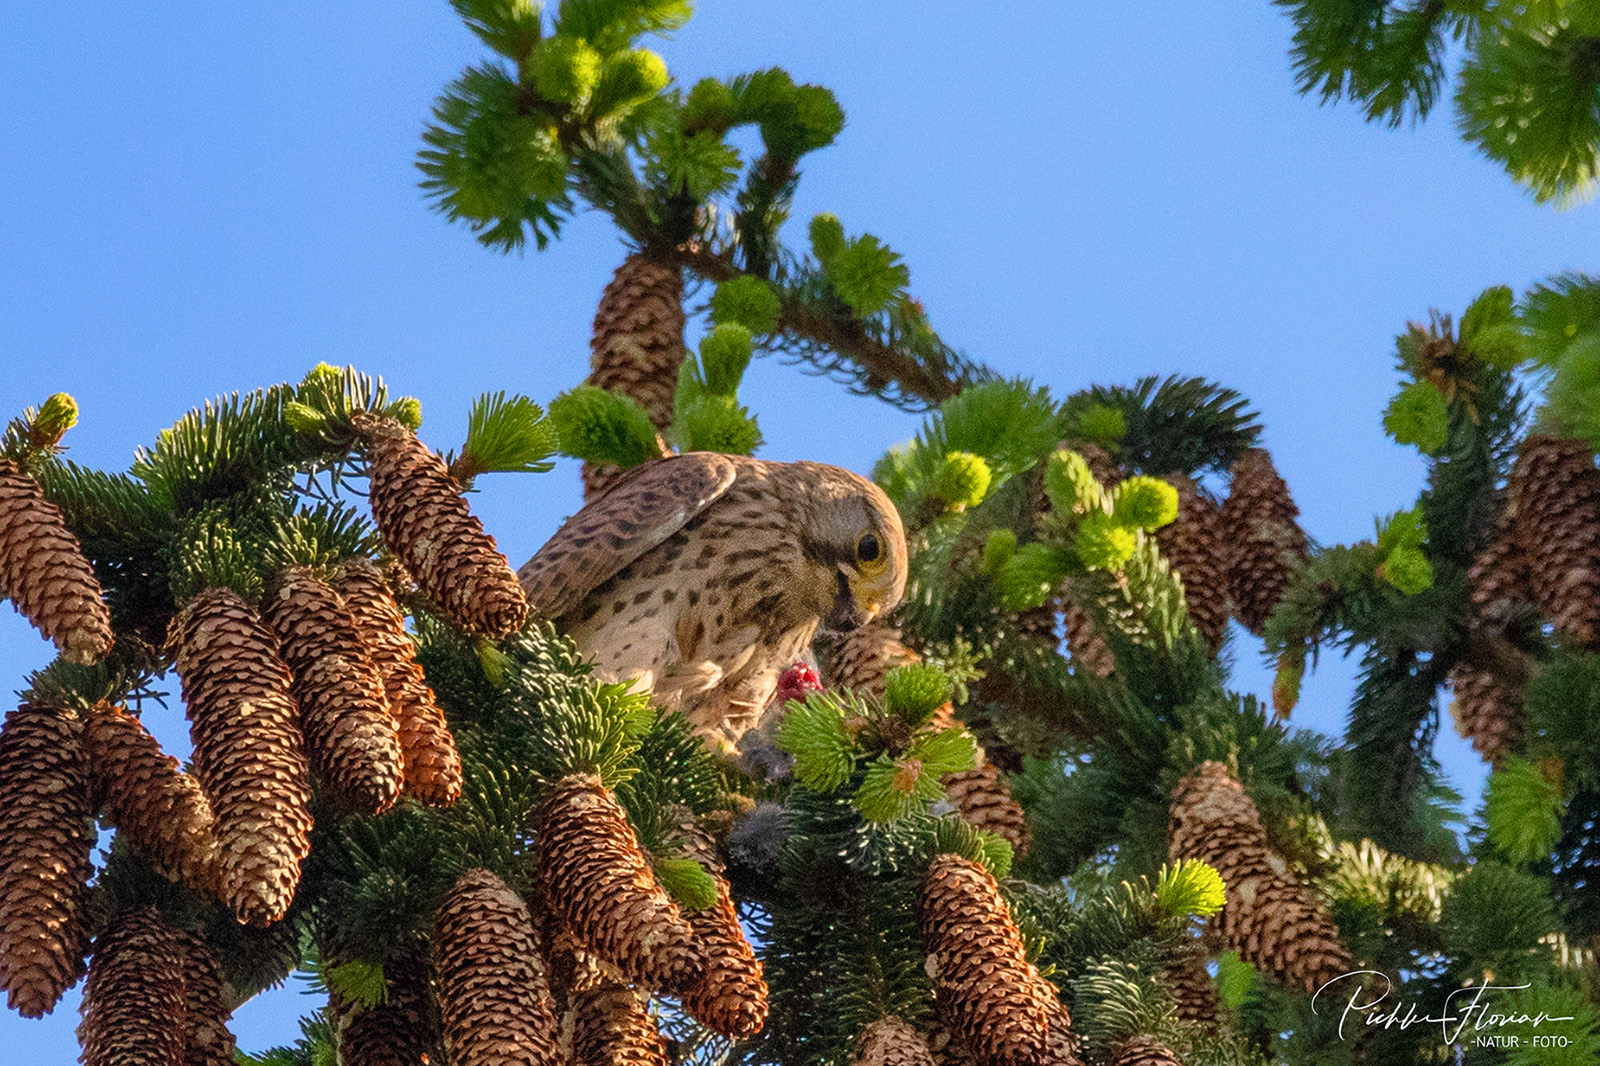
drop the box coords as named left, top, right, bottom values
left=0, top=703, right=93, bottom=1017
left=335, top=557, right=462, bottom=807
left=583, top=253, right=688, bottom=499
left=821, top=622, right=920, bottom=699
left=920, top=854, right=1051, bottom=1066
left=355, top=412, right=528, bottom=638
left=0, top=459, right=113, bottom=663
left=337, top=952, right=440, bottom=1066
left=177, top=930, right=238, bottom=1066
left=1169, top=762, right=1349, bottom=994
left=679, top=871, right=768, bottom=1038
left=83, top=705, right=222, bottom=895
left=854, top=1016, right=938, bottom=1066
left=1467, top=510, right=1530, bottom=626
left=1163, top=944, right=1221, bottom=1030
left=942, top=760, right=1030, bottom=856
left=1222, top=449, right=1307, bottom=634
left=1506, top=435, right=1600, bottom=647
left=80, top=907, right=188, bottom=1066
left=173, top=587, right=313, bottom=926
left=539, top=774, right=704, bottom=996
left=1062, top=599, right=1114, bottom=677
left=433, top=869, right=562, bottom=1066
left=570, top=953, right=671, bottom=1066
left=263, top=565, right=403, bottom=814
left=1448, top=662, right=1523, bottom=768
left=1107, top=1036, right=1182, bottom=1066
left=1156, top=474, right=1229, bottom=651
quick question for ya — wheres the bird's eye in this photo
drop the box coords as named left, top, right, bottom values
left=857, top=533, right=881, bottom=563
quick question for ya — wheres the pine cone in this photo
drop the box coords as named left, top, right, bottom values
left=263, top=566, right=403, bottom=814
left=1062, top=599, right=1114, bottom=677
left=680, top=873, right=768, bottom=1038
left=942, top=760, right=1030, bottom=856
left=539, top=774, right=704, bottom=995
left=80, top=907, right=188, bottom=1066
left=583, top=253, right=687, bottom=499
left=1448, top=662, right=1523, bottom=767
left=1168, top=761, right=1349, bottom=994
left=177, top=931, right=238, bottom=1066
left=570, top=954, right=671, bottom=1066
left=433, top=869, right=562, bottom=1066
left=854, top=1016, right=938, bottom=1066
left=173, top=588, right=313, bottom=926
left=83, top=705, right=222, bottom=895
left=1222, top=449, right=1306, bottom=634
left=0, top=459, right=113, bottom=663
left=1467, top=511, right=1530, bottom=626
left=335, top=557, right=462, bottom=807
left=1163, top=945, right=1220, bottom=1030
left=1156, top=474, right=1229, bottom=651
left=1107, top=1036, right=1182, bottom=1066
left=920, top=854, right=1051, bottom=1066
left=0, top=703, right=92, bottom=1017
left=821, top=622, right=919, bottom=698
left=355, top=412, right=528, bottom=638
left=338, top=953, right=439, bottom=1066
left=1506, top=435, right=1600, bottom=647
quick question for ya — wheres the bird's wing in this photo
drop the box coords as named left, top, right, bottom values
left=517, top=453, right=739, bottom=620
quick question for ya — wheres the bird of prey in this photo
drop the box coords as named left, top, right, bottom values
left=518, top=453, right=908, bottom=753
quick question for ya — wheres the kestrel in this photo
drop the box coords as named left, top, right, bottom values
left=518, top=453, right=908, bottom=752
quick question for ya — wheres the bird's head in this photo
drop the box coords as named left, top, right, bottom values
left=794, top=463, right=908, bottom=634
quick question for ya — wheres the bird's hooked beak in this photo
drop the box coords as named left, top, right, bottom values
left=824, top=567, right=878, bottom=634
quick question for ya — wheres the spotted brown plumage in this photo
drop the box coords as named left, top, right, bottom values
left=518, top=453, right=908, bottom=751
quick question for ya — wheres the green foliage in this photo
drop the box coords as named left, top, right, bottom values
left=554, top=0, right=692, bottom=55
left=322, top=959, right=387, bottom=1009
left=994, top=542, right=1073, bottom=610
left=1383, top=380, right=1449, bottom=453
left=825, top=232, right=910, bottom=315
left=1501, top=983, right=1600, bottom=1066
left=458, top=391, right=559, bottom=477
left=1486, top=757, right=1567, bottom=865
left=1523, top=650, right=1600, bottom=785
left=928, top=817, right=1014, bottom=880
left=1439, top=861, right=1558, bottom=983
left=1154, top=859, right=1225, bottom=918
left=1522, top=272, right=1600, bottom=367
left=932, top=451, right=991, bottom=511
left=1075, top=513, right=1139, bottom=571
left=807, top=212, right=846, bottom=266
left=530, top=35, right=603, bottom=104
left=1456, top=13, right=1600, bottom=205
left=1376, top=544, right=1432, bottom=595
left=675, top=392, right=763, bottom=454
left=852, top=753, right=946, bottom=823
left=1111, top=476, right=1179, bottom=531
left=418, top=63, right=572, bottom=252
left=1274, top=0, right=1451, bottom=127
left=981, top=527, right=1017, bottom=574
left=1070, top=401, right=1127, bottom=447
left=643, top=115, right=742, bottom=200
left=1060, top=375, right=1261, bottom=477
left=709, top=275, right=781, bottom=333
left=590, top=48, right=671, bottom=119
left=1044, top=448, right=1099, bottom=513
left=1071, top=954, right=1172, bottom=1058
left=168, top=509, right=262, bottom=604
left=1460, top=282, right=1528, bottom=369
left=1214, top=951, right=1256, bottom=1011
left=920, top=379, right=1062, bottom=494
left=883, top=664, right=953, bottom=727
left=698, top=323, right=754, bottom=397
left=548, top=384, right=662, bottom=467
left=452, top=0, right=543, bottom=61
left=777, top=692, right=859, bottom=792
left=654, top=857, right=718, bottom=910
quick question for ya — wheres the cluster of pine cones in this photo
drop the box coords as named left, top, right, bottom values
left=0, top=417, right=528, bottom=1031
left=1453, top=434, right=1600, bottom=764
left=1062, top=446, right=1307, bottom=673
left=423, top=774, right=767, bottom=1065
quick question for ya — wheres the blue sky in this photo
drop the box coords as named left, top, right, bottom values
left=3, top=1, right=1597, bottom=1057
